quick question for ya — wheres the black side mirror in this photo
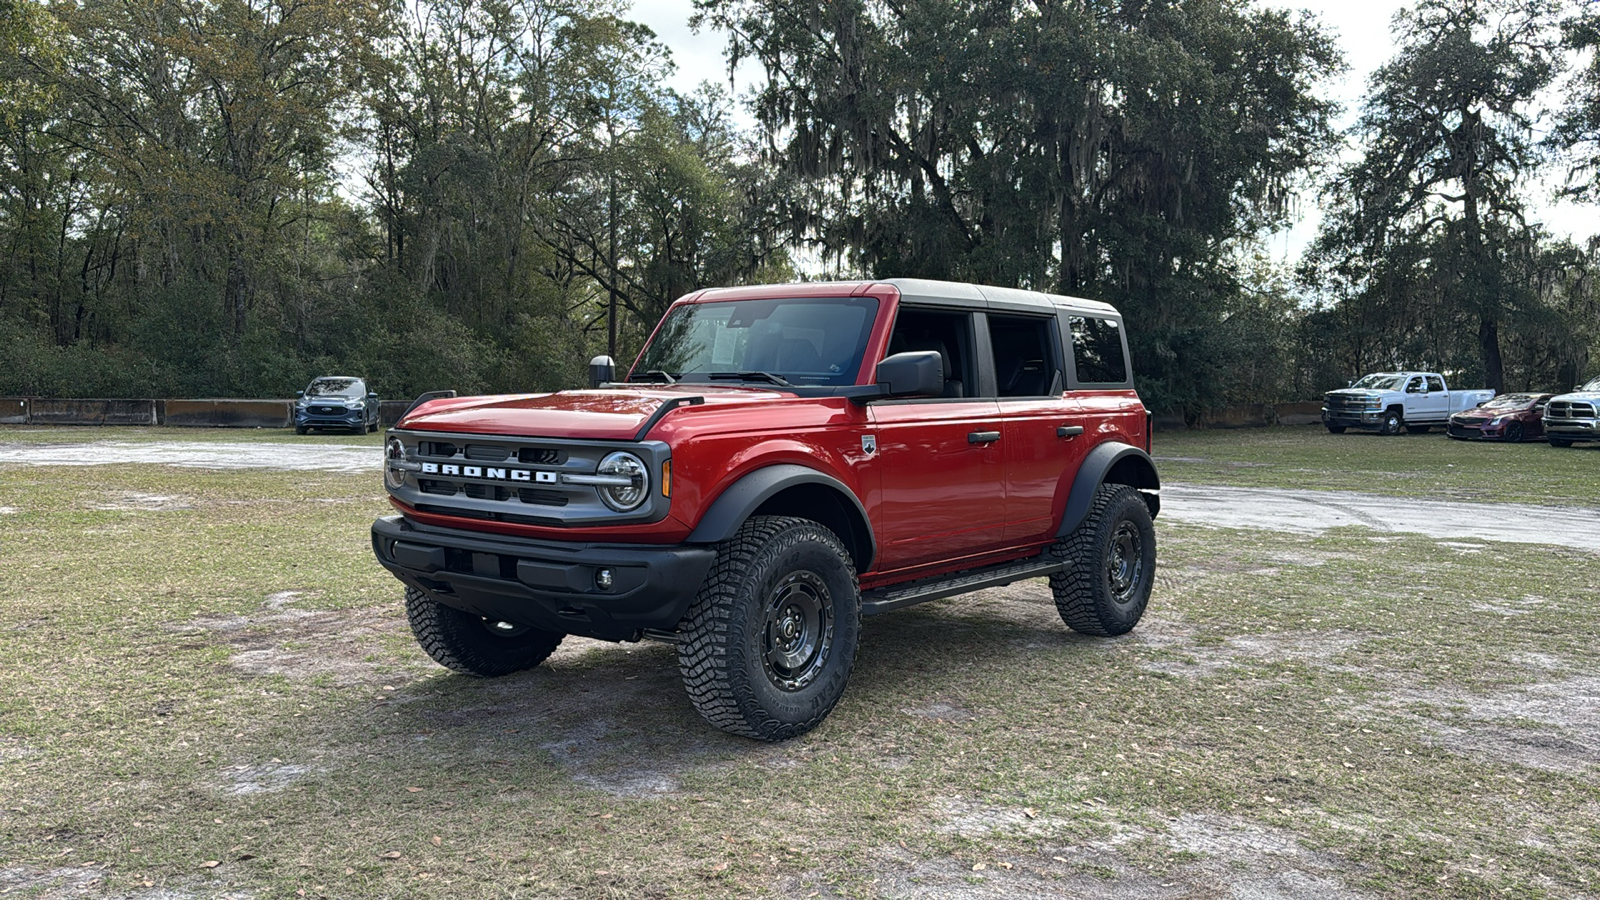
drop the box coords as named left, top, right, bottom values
left=876, top=351, right=945, bottom=398
left=589, top=355, right=616, bottom=388
left=367, top=392, right=378, bottom=400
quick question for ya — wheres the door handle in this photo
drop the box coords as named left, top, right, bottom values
left=1057, top=425, right=1085, bottom=437
left=967, top=431, right=1001, bottom=444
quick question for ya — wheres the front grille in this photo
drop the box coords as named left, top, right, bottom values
left=391, top=428, right=667, bottom=527
left=464, top=484, right=513, bottom=501
left=1325, top=395, right=1372, bottom=413
left=414, top=503, right=564, bottom=528
left=1447, top=423, right=1480, bottom=438
left=1548, top=400, right=1597, bottom=419
left=311, top=405, right=346, bottom=415
left=518, top=488, right=568, bottom=507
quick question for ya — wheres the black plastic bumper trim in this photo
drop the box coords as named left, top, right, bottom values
left=371, top=515, right=715, bottom=642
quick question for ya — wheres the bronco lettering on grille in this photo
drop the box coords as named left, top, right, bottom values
left=419, top=462, right=558, bottom=483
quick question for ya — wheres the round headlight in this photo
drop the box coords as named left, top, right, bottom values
left=596, top=451, right=648, bottom=512
left=384, top=437, right=408, bottom=490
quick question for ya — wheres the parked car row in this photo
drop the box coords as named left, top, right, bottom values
left=1323, top=371, right=1600, bottom=446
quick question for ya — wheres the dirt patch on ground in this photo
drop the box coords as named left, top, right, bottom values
left=1131, top=619, right=1369, bottom=679
left=1384, top=676, right=1600, bottom=774
left=1161, top=484, right=1600, bottom=551
left=171, top=590, right=405, bottom=687
left=84, top=492, right=194, bottom=512
left=0, top=866, right=108, bottom=898
left=774, top=808, right=1377, bottom=900
left=0, top=440, right=379, bottom=473
left=217, top=761, right=318, bottom=796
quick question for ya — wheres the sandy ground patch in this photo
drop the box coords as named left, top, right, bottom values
left=1160, top=484, right=1600, bottom=551
left=0, top=440, right=379, bottom=473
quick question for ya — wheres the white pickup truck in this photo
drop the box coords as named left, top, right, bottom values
left=1322, top=372, right=1496, bottom=436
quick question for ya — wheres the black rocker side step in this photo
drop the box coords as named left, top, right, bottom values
left=859, top=553, right=1066, bottom=616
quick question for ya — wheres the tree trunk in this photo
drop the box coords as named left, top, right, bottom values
left=1478, top=316, right=1503, bottom=393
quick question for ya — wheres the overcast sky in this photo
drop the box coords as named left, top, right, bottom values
left=626, top=0, right=1594, bottom=265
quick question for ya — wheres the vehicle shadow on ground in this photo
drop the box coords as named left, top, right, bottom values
left=330, top=582, right=1095, bottom=796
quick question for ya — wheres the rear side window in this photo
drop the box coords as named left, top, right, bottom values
left=1068, top=316, right=1129, bottom=386
left=988, top=314, right=1062, bottom=397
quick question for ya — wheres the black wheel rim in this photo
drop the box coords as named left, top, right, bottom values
left=1507, top=423, right=1523, bottom=442
left=762, top=571, right=834, bottom=692
left=1106, top=520, right=1146, bottom=604
left=482, top=618, right=532, bottom=639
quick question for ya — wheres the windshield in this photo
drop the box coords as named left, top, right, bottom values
left=634, top=297, right=879, bottom=387
left=1351, top=374, right=1405, bottom=390
left=1480, top=394, right=1539, bottom=410
left=1582, top=377, right=1600, bottom=392
left=305, top=378, right=364, bottom=398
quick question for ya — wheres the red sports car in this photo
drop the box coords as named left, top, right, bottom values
left=1447, top=393, right=1555, bottom=442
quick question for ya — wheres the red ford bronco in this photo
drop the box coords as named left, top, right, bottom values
left=372, top=279, right=1159, bottom=741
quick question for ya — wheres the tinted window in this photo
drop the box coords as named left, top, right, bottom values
left=1069, top=316, right=1128, bottom=385
left=988, top=314, right=1061, bottom=397
left=1426, top=375, right=1445, bottom=392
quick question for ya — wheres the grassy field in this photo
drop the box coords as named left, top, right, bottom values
left=1152, top=424, right=1600, bottom=506
left=1, top=426, right=1597, bottom=898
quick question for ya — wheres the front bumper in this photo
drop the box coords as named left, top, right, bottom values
left=296, top=406, right=364, bottom=428
left=1322, top=408, right=1383, bottom=429
left=371, top=514, right=715, bottom=642
left=1544, top=418, right=1600, bottom=442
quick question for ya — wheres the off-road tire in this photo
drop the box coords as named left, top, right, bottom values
left=1549, top=438, right=1573, bottom=448
left=1506, top=422, right=1525, bottom=443
left=1050, top=484, right=1156, bottom=636
left=1326, top=425, right=1346, bottom=434
left=404, top=586, right=564, bottom=677
left=1380, top=409, right=1404, bottom=436
left=1406, top=424, right=1431, bottom=434
left=676, top=516, right=861, bottom=742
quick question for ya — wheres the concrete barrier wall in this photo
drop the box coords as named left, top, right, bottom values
left=0, top=398, right=26, bottom=424
left=380, top=400, right=410, bottom=426
left=1274, top=401, right=1325, bottom=427
left=162, top=399, right=292, bottom=428
left=27, top=398, right=158, bottom=425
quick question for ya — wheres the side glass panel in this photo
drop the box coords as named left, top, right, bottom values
left=1068, top=315, right=1128, bottom=386
left=988, top=314, right=1061, bottom=397
left=1427, top=375, right=1445, bottom=393
left=885, top=307, right=976, bottom=398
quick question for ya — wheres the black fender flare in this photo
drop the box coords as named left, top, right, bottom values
left=686, top=464, right=876, bottom=570
left=1056, top=441, right=1161, bottom=537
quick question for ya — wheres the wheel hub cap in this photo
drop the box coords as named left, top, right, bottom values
left=762, top=572, right=834, bottom=692
left=1106, top=522, right=1144, bottom=603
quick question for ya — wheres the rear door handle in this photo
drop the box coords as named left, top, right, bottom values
left=967, top=431, right=1001, bottom=444
left=1057, top=425, right=1085, bottom=437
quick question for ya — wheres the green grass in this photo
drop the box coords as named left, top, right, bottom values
left=1, top=425, right=1598, bottom=898
left=1153, top=424, right=1600, bottom=506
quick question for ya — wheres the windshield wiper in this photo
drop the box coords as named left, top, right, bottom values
left=708, top=371, right=793, bottom=387
left=628, top=370, right=678, bottom=384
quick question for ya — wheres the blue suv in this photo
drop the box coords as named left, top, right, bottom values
left=294, top=377, right=380, bottom=434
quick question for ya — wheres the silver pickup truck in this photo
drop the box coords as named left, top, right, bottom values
left=1322, top=372, right=1496, bottom=436
left=1544, top=376, right=1600, bottom=447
